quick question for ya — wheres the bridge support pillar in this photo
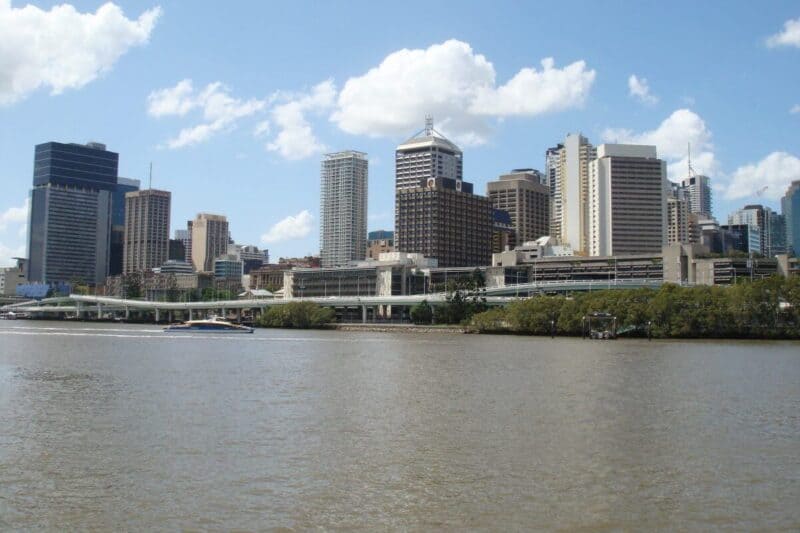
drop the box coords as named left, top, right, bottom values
left=155, top=308, right=160, bottom=323
left=221, top=307, right=226, bottom=319
left=125, top=306, right=130, bottom=320
left=237, top=308, right=242, bottom=322
left=362, top=305, right=367, bottom=324
left=168, top=311, right=173, bottom=323
left=96, top=303, right=102, bottom=319
left=188, top=308, right=193, bottom=320
left=76, top=302, right=83, bottom=320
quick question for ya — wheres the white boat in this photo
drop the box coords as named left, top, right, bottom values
left=163, top=316, right=254, bottom=333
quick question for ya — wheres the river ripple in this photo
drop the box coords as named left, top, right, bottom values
left=0, top=321, right=798, bottom=530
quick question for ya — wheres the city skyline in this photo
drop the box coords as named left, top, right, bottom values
left=1, top=1, right=800, bottom=266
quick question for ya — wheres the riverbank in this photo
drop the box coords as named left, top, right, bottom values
left=334, top=323, right=465, bottom=334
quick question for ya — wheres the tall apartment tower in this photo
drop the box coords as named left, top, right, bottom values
left=191, top=213, right=229, bottom=272
left=681, top=175, right=712, bottom=218
left=588, top=144, right=667, bottom=256
left=27, top=141, right=117, bottom=285
left=782, top=180, right=800, bottom=255
left=487, top=169, right=550, bottom=245
left=547, top=133, right=596, bottom=254
left=123, top=189, right=171, bottom=274
left=319, top=151, right=368, bottom=267
left=396, top=177, right=492, bottom=267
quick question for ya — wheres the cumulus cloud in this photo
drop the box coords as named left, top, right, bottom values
left=0, top=241, right=25, bottom=267
left=766, top=17, right=800, bottom=48
left=260, top=210, right=314, bottom=244
left=0, top=198, right=29, bottom=231
left=725, top=152, right=800, bottom=200
left=628, top=74, right=658, bottom=104
left=331, top=39, right=595, bottom=145
left=602, top=109, right=717, bottom=179
left=0, top=1, right=160, bottom=105
left=266, top=80, right=336, bottom=160
left=148, top=80, right=266, bottom=148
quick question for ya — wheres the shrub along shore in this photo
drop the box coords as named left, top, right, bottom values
left=465, top=277, right=800, bottom=339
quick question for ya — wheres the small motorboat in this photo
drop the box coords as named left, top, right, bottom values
left=163, top=316, right=254, bottom=333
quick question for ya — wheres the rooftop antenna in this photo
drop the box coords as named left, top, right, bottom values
left=148, top=162, right=153, bottom=190
left=424, top=115, right=434, bottom=136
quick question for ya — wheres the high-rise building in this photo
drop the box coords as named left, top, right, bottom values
left=27, top=141, right=118, bottom=285
left=487, top=169, right=550, bottom=245
left=783, top=180, right=800, bottom=255
left=109, top=177, right=141, bottom=276
left=320, top=151, right=368, bottom=267
left=728, top=204, right=785, bottom=257
left=547, top=133, right=596, bottom=254
left=395, top=177, right=492, bottom=267
left=667, top=197, right=690, bottom=245
left=588, top=144, right=667, bottom=256
left=123, top=189, right=171, bottom=274
left=191, top=213, right=229, bottom=272
left=395, top=117, right=462, bottom=193
left=681, top=174, right=712, bottom=218
left=176, top=225, right=192, bottom=263
left=666, top=183, right=691, bottom=245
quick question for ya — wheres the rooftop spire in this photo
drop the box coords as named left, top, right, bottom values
left=424, top=115, right=433, bottom=136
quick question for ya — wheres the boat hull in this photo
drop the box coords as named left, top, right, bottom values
left=163, top=325, right=254, bottom=333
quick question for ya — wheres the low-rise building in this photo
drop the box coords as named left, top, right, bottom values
left=0, top=258, right=27, bottom=297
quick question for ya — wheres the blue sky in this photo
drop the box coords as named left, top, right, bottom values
left=1, top=0, right=799, bottom=266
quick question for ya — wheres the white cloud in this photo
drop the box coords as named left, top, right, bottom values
left=266, top=80, right=335, bottom=160
left=725, top=152, right=800, bottom=200
left=791, top=104, right=800, bottom=114
left=253, top=119, right=271, bottom=137
left=766, top=17, right=800, bottom=48
left=0, top=241, right=25, bottom=267
left=0, top=1, right=160, bottom=105
left=469, top=57, right=595, bottom=116
left=148, top=80, right=266, bottom=148
left=260, top=210, right=314, bottom=244
left=628, top=74, right=658, bottom=104
left=331, top=39, right=595, bottom=145
left=0, top=198, right=29, bottom=231
left=146, top=79, right=195, bottom=117
left=602, top=108, right=717, bottom=179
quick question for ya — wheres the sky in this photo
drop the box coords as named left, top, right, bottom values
left=1, top=0, right=799, bottom=266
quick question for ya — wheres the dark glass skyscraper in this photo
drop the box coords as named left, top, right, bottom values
left=27, top=142, right=119, bottom=285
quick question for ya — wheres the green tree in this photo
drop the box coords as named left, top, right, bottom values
left=410, top=300, right=433, bottom=324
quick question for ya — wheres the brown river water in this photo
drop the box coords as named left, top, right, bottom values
left=0, top=321, right=798, bottom=530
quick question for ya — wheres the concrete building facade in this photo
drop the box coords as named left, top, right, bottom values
left=123, top=189, right=171, bottom=275
left=547, top=134, right=596, bottom=254
left=191, top=213, right=229, bottom=273
left=396, top=177, right=492, bottom=267
left=588, top=144, right=667, bottom=256
left=320, top=151, right=368, bottom=267
left=487, top=169, right=550, bottom=245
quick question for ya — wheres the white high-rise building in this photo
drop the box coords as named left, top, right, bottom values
left=395, top=117, right=462, bottom=193
left=320, top=151, right=368, bottom=268
left=589, top=144, right=668, bottom=256
left=681, top=175, right=712, bottom=218
left=546, top=133, right=596, bottom=255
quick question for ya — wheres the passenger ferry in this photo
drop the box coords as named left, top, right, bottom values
left=163, top=316, right=254, bottom=333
